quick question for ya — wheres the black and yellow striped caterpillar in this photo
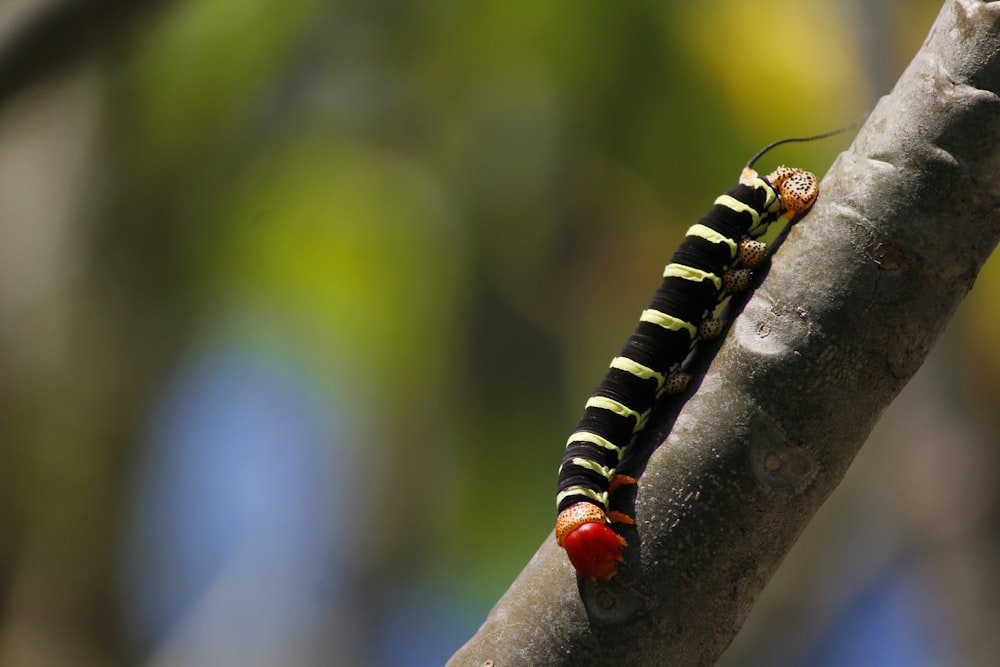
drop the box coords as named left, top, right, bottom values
left=556, top=134, right=839, bottom=581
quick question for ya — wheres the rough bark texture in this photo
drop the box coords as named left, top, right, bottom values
left=449, top=1, right=1000, bottom=665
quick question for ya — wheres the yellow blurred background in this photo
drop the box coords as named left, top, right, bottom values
left=3, top=1, right=997, bottom=666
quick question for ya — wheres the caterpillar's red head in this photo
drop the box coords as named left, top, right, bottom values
left=556, top=503, right=627, bottom=581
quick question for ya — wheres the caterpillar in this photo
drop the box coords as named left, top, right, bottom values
left=556, top=132, right=843, bottom=581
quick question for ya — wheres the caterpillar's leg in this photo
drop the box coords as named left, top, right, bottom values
left=698, top=317, right=727, bottom=340
left=722, top=239, right=767, bottom=293
left=607, top=474, right=637, bottom=525
left=662, top=370, right=692, bottom=395
left=723, top=268, right=753, bottom=293
left=738, top=238, right=767, bottom=267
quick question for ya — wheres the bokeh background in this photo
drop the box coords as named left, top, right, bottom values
left=2, top=1, right=998, bottom=666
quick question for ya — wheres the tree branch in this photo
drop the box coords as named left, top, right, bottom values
left=0, top=0, right=173, bottom=109
left=449, top=1, right=1000, bottom=665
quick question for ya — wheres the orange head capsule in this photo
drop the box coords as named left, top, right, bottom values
left=766, top=165, right=819, bottom=222
left=738, top=122, right=858, bottom=223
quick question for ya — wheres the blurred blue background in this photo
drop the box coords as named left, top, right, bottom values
left=2, top=1, right=998, bottom=666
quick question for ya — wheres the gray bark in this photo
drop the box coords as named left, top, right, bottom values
left=449, top=1, right=1000, bottom=665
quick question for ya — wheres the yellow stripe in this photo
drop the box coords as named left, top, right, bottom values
left=685, top=223, right=738, bottom=258
left=585, top=395, right=642, bottom=422
left=557, top=486, right=607, bottom=509
left=662, top=263, right=723, bottom=290
left=566, top=456, right=614, bottom=480
left=609, top=356, right=666, bottom=389
left=640, top=308, right=698, bottom=337
left=714, top=194, right=763, bottom=227
left=566, top=431, right=624, bottom=459
left=750, top=176, right=781, bottom=213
